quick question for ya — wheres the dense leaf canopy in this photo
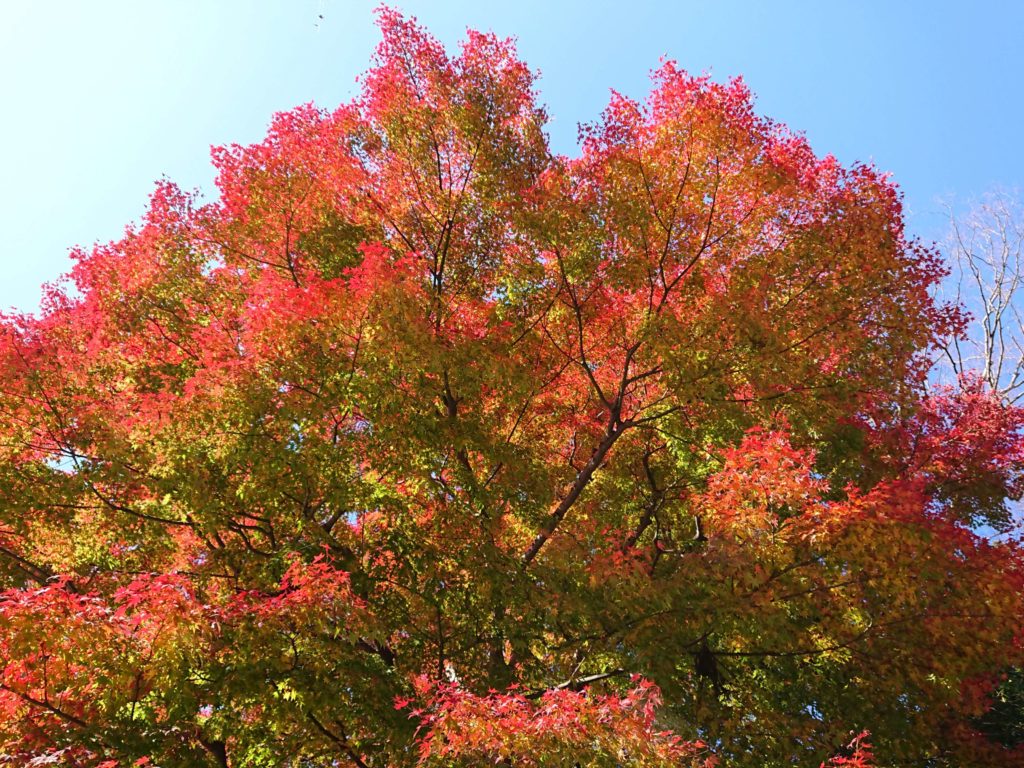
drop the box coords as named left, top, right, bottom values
left=0, top=10, right=1022, bottom=767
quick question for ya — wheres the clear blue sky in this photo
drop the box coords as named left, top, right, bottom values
left=2, top=1, right=1022, bottom=311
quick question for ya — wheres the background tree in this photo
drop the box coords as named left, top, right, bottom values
left=0, top=10, right=1022, bottom=767
left=942, top=189, right=1024, bottom=402
left=939, top=189, right=1024, bottom=759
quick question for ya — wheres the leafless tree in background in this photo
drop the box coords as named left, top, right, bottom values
left=942, top=189, right=1024, bottom=403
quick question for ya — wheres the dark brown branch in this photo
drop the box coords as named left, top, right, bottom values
left=526, top=668, right=627, bottom=699
left=522, top=418, right=627, bottom=566
left=196, top=734, right=229, bottom=768
left=0, top=682, right=90, bottom=729
left=307, top=712, right=370, bottom=768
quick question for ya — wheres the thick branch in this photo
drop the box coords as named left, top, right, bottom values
left=522, top=419, right=627, bottom=566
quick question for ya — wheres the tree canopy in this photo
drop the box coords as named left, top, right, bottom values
left=0, top=9, right=1022, bottom=767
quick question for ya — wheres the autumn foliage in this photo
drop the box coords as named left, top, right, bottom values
left=1, top=9, right=1023, bottom=767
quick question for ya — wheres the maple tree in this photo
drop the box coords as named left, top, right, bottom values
left=1, top=9, right=1023, bottom=767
